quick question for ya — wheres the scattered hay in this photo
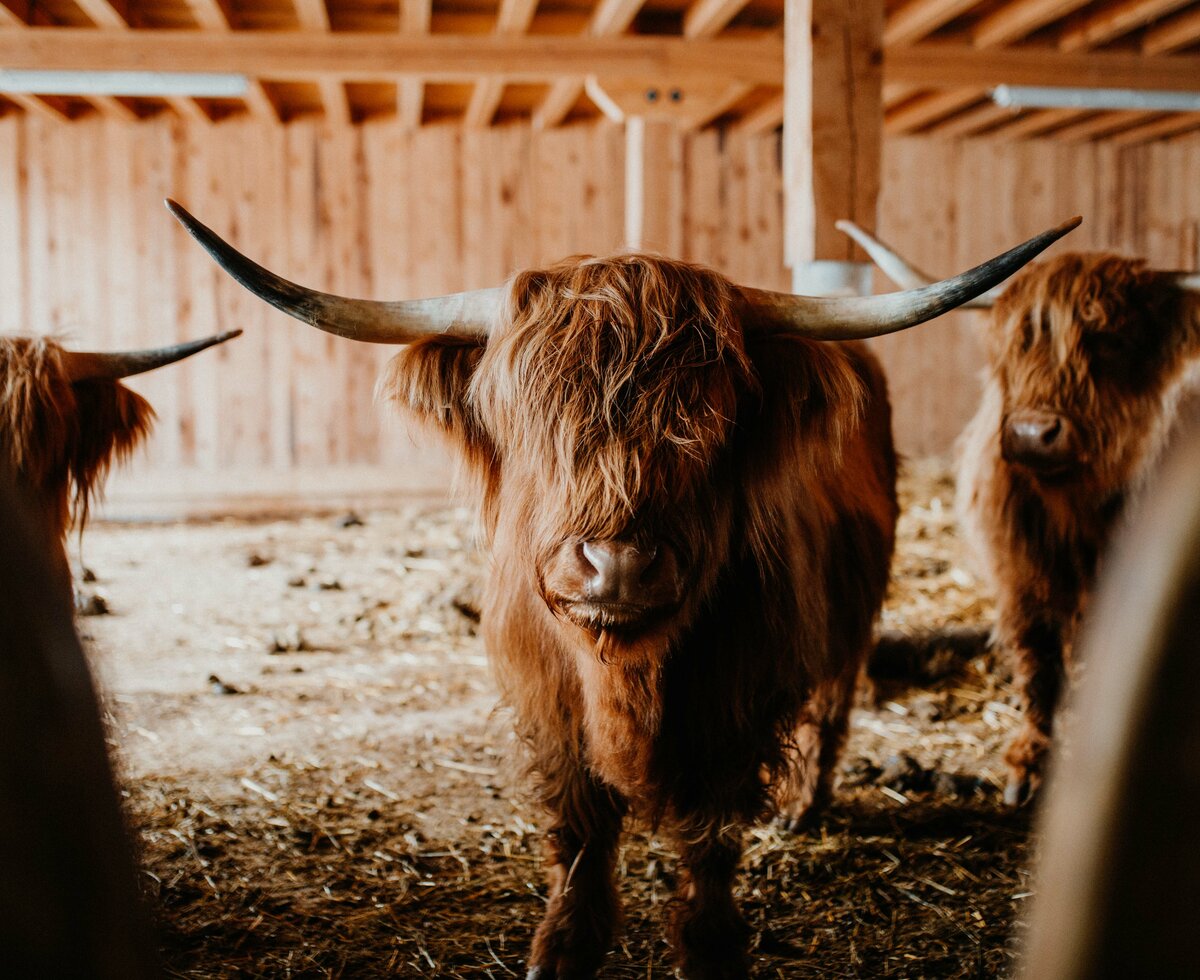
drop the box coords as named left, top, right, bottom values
left=83, top=460, right=1030, bottom=978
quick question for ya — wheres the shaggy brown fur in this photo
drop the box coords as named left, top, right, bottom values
left=956, top=254, right=1200, bottom=804
left=0, top=337, right=155, bottom=589
left=381, top=253, right=898, bottom=978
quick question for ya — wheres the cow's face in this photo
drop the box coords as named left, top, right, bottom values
left=386, top=256, right=758, bottom=660
left=986, top=255, right=1192, bottom=491
left=0, top=338, right=154, bottom=549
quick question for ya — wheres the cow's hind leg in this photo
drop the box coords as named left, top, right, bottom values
left=775, top=668, right=857, bottom=832
left=525, top=769, right=624, bottom=980
left=1004, top=618, right=1066, bottom=807
left=670, top=826, right=750, bottom=980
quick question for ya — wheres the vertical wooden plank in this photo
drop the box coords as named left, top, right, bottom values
left=0, top=115, right=26, bottom=333
left=624, top=118, right=683, bottom=255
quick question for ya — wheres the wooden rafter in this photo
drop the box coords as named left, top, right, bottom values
left=90, top=94, right=141, bottom=120
left=1143, top=5, right=1200, bottom=52
left=4, top=90, right=74, bottom=121
left=398, top=0, right=431, bottom=129
left=683, top=0, right=754, bottom=39
left=735, top=91, right=783, bottom=133
left=973, top=0, right=1093, bottom=49
left=1050, top=108, right=1154, bottom=140
left=464, top=0, right=539, bottom=128
left=187, top=0, right=277, bottom=120
left=0, top=0, right=30, bottom=27
left=534, top=0, right=647, bottom=129
left=1108, top=109, right=1200, bottom=142
left=931, top=100, right=1018, bottom=137
left=292, top=0, right=351, bottom=121
left=1060, top=0, right=1194, bottom=52
left=884, top=0, right=979, bottom=46
left=885, top=87, right=981, bottom=133
left=990, top=106, right=1090, bottom=138
left=886, top=41, right=1200, bottom=91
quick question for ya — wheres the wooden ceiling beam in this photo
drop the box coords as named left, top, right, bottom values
left=1060, top=0, right=1193, bottom=52
left=885, top=87, right=982, bottom=133
left=292, top=0, right=350, bottom=123
left=884, top=0, right=979, bottom=46
left=1050, top=108, right=1155, bottom=140
left=990, top=105, right=1090, bottom=138
left=973, top=0, right=1093, bottom=49
left=4, top=90, right=74, bottom=121
left=185, top=0, right=277, bottom=121
left=0, top=0, right=29, bottom=27
left=164, top=95, right=212, bottom=123
left=682, top=0, right=753, bottom=39
left=1108, top=109, right=1200, bottom=143
left=89, top=94, right=141, bottom=120
left=930, top=100, right=1019, bottom=137
left=1142, top=6, right=1200, bottom=53
left=398, top=0, right=431, bottom=130
left=534, top=0, right=647, bottom=129
left=72, top=0, right=131, bottom=30
left=887, top=40, right=1200, bottom=91
left=735, top=91, right=783, bottom=133
left=4, top=30, right=1200, bottom=94
left=464, top=0, right=539, bottom=128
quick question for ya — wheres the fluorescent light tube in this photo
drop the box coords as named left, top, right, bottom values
left=992, top=85, right=1200, bottom=113
left=0, top=70, right=249, bottom=98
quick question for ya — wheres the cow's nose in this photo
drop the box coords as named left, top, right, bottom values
left=1003, top=410, right=1076, bottom=471
left=579, top=540, right=676, bottom=606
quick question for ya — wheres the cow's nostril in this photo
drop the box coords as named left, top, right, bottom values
left=1041, top=419, right=1062, bottom=445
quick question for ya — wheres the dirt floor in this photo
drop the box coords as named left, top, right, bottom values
left=80, top=460, right=1035, bottom=979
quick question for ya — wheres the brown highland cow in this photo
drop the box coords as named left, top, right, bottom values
left=171, top=199, right=1075, bottom=978
left=0, top=331, right=239, bottom=594
left=842, top=220, right=1200, bottom=805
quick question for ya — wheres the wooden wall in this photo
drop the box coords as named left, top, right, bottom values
left=0, top=113, right=1197, bottom=512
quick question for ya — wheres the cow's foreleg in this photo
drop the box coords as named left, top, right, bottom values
left=670, top=827, right=750, bottom=980
left=775, top=669, right=857, bottom=831
left=1004, top=618, right=1066, bottom=806
left=526, top=770, right=624, bottom=980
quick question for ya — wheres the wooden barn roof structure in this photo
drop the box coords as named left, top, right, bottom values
left=1, top=0, right=1199, bottom=141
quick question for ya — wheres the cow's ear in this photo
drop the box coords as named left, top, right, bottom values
left=68, top=381, right=155, bottom=526
left=379, top=337, right=491, bottom=464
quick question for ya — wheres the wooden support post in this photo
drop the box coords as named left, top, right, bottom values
left=624, top=117, right=683, bottom=255
left=784, top=0, right=883, bottom=293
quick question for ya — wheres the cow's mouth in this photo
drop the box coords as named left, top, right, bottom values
left=557, top=599, right=675, bottom=634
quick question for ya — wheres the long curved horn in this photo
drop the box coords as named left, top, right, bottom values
left=836, top=219, right=1003, bottom=310
left=741, top=217, right=1080, bottom=340
left=166, top=200, right=499, bottom=343
left=63, top=330, right=243, bottom=382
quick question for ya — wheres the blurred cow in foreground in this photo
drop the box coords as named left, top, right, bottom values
left=0, top=471, right=157, bottom=978
left=172, top=198, right=1075, bottom=978
left=0, top=331, right=239, bottom=596
left=842, top=220, right=1200, bottom=806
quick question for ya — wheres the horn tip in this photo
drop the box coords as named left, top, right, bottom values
left=216, top=329, right=243, bottom=343
left=834, top=219, right=859, bottom=233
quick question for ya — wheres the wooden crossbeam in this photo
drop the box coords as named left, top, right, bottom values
left=464, top=0, right=539, bottom=128
left=292, top=0, right=349, bottom=122
left=887, top=40, right=1200, bottom=92
left=736, top=91, right=783, bottom=133
left=884, top=0, right=979, bottom=46
left=885, top=87, right=981, bottom=133
left=682, top=0, right=753, bottom=39
left=973, top=0, right=1093, bottom=49
left=185, top=0, right=277, bottom=120
left=0, top=0, right=30, bottom=27
left=398, top=0, right=431, bottom=129
left=4, top=90, right=73, bottom=120
left=1108, top=109, right=1200, bottom=143
left=1049, top=108, right=1151, bottom=141
left=1059, top=0, right=1193, bottom=53
left=534, top=0, right=646, bottom=129
left=2, top=30, right=1199, bottom=96
left=931, top=100, right=1018, bottom=137
left=0, top=29, right=783, bottom=84
left=1142, top=5, right=1200, bottom=53
left=90, top=94, right=141, bottom=120
left=990, top=106, right=1090, bottom=138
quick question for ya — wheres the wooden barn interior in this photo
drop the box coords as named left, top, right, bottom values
left=2, top=1, right=1199, bottom=976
